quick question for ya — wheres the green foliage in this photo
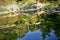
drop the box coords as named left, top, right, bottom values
left=0, top=8, right=8, bottom=12
left=0, top=12, right=60, bottom=40
left=0, top=14, right=19, bottom=25
left=0, top=0, right=60, bottom=40
left=7, top=15, right=19, bottom=24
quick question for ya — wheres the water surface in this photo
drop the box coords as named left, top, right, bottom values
left=17, top=30, right=57, bottom=40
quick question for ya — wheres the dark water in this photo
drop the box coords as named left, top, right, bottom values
left=17, top=30, right=58, bottom=40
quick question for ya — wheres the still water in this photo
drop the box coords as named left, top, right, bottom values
left=17, top=30, right=57, bottom=40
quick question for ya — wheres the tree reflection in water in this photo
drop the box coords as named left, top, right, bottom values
left=0, top=12, right=60, bottom=40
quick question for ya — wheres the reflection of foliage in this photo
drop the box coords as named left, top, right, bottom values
left=0, top=0, right=60, bottom=40
left=0, top=8, right=8, bottom=12
left=0, top=12, right=60, bottom=40
left=0, top=0, right=16, bottom=5
left=0, top=13, right=60, bottom=40
left=40, top=13, right=60, bottom=40
left=0, top=13, right=19, bottom=25
left=7, top=15, right=19, bottom=24
left=44, top=4, right=55, bottom=8
left=0, top=24, right=27, bottom=40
